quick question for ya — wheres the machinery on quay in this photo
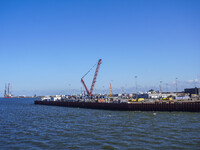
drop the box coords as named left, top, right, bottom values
left=81, top=59, right=102, bottom=96
left=110, top=83, right=112, bottom=97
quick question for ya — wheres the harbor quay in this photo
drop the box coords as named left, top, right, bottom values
left=35, top=88, right=200, bottom=112
left=35, top=100, right=200, bottom=112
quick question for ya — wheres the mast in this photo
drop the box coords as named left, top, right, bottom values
left=4, top=84, right=7, bottom=97
left=8, top=83, right=10, bottom=96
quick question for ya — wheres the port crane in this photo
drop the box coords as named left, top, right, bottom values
left=81, top=59, right=102, bottom=96
left=110, top=83, right=112, bottom=97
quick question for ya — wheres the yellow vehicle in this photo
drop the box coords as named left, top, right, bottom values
left=162, top=97, right=173, bottom=100
left=137, top=98, right=144, bottom=102
left=130, top=98, right=144, bottom=102
left=131, top=99, right=137, bottom=102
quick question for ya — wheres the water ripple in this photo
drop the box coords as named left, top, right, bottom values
left=1, top=98, right=200, bottom=149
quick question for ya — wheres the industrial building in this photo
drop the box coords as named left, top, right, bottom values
left=184, top=87, right=200, bottom=96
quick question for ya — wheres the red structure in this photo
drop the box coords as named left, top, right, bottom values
left=81, top=59, right=102, bottom=96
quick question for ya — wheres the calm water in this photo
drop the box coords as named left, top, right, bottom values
left=0, top=98, right=200, bottom=149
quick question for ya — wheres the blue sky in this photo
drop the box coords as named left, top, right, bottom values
left=0, top=0, right=200, bottom=96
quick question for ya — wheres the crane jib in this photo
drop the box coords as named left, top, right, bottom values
left=81, top=59, right=102, bottom=96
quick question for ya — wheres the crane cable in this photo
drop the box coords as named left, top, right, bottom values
left=81, top=62, right=98, bottom=79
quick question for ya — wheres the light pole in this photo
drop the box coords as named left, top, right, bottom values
left=166, top=83, right=168, bottom=92
left=160, top=81, right=162, bottom=93
left=135, top=76, right=138, bottom=94
left=125, top=84, right=127, bottom=94
left=69, top=84, right=71, bottom=95
left=176, top=78, right=178, bottom=93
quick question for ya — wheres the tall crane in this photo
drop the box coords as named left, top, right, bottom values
left=81, top=59, right=102, bottom=96
left=110, top=83, right=112, bottom=97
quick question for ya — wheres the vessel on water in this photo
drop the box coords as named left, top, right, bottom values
left=4, top=83, right=13, bottom=98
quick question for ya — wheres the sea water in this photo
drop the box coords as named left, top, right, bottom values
left=0, top=98, right=200, bottom=149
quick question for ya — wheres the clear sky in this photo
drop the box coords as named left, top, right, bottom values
left=0, top=0, right=200, bottom=96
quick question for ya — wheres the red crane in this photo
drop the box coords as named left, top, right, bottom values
left=81, top=59, right=102, bottom=96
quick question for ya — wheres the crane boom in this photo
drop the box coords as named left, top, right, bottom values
left=81, top=59, right=102, bottom=96
left=81, top=78, right=90, bottom=95
left=89, top=59, right=102, bottom=95
left=110, top=83, right=112, bottom=97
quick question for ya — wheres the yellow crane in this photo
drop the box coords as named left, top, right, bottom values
left=110, top=83, right=112, bottom=97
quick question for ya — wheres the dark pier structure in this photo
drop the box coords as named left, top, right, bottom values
left=34, top=100, right=200, bottom=112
